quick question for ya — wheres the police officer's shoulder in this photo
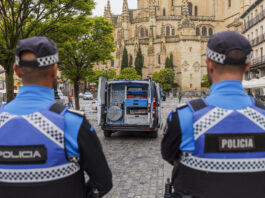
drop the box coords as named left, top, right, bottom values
left=177, top=103, right=188, bottom=110
left=67, top=108, right=85, bottom=117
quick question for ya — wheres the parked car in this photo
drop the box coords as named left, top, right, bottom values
left=97, top=77, right=162, bottom=138
left=79, top=93, right=84, bottom=98
left=92, top=98, right=98, bottom=111
left=83, top=92, right=93, bottom=100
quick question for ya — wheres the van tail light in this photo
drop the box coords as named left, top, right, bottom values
left=152, top=102, right=156, bottom=118
left=153, top=102, right=156, bottom=109
left=92, top=101, right=96, bottom=104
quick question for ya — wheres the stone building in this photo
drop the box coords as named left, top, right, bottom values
left=95, top=0, right=249, bottom=90
left=241, top=0, right=265, bottom=80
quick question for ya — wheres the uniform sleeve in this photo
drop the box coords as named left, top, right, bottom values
left=161, top=110, right=182, bottom=165
left=77, top=118, right=112, bottom=197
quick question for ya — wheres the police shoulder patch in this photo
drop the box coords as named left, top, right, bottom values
left=67, top=109, right=85, bottom=117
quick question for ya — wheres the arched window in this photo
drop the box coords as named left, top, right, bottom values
left=140, top=28, right=145, bottom=37
left=171, top=0, right=174, bottom=6
left=129, top=55, right=132, bottom=66
left=111, top=60, right=114, bottom=67
left=196, top=28, right=200, bottom=36
left=158, top=55, right=161, bottom=64
left=146, top=29, right=149, bottom=37
left=166, top=26, right=170, bottom=36
left=195, top=6, right=198, bottom=16
left=209, top=28, right=213, bottom=36
left=163, top=8, right=166, bottom=16
left=202, top=26, right=207, bottom=36
left=188, top=2, right=192, bottom=16
left=172, top=29, right=175, bottom=36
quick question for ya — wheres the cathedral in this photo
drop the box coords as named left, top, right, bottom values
left=94, top=0, right=250, bottom=90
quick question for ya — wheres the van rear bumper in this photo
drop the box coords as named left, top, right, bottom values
left=102, top=125, right=157, bottom=132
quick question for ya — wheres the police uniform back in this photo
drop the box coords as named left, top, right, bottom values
left=0, top=37, right=112, bottom=198
left=162, top=31, right=265, bottom=198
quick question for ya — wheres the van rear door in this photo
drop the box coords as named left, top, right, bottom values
left=97, top=77, right=107, bottom=126
left=155, top=83, right=162, bottom=128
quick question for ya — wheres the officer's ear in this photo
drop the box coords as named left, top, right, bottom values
left=206, top=58, right=214, bottom=72
left=244, top=62, right=251, bottom=73
left=13, top=64, right=22, bottom=78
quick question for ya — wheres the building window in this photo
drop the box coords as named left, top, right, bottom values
left=202, top=27, right=207, bottom=36
left=140, top=28, right=145, bottom=37
left=163, top=8, right=166, bottom=16
left=146, top=29, right=149, bottom=37
left=209, top=28, right=213, bottom=36
left=166, top=26, right=170, bottom=36
left=172, top=29, right=175, bottom=36
left=129, top=55, right=133, bottom=66
left=188, top=2, right=192, bottom=16
left=171, top=0, right=174, bottom=6
left=190, top=84, right=192, bottom=88
left=111, top=60, right=114, bottom=67
left=196, top=28, right=200, bottom=36
left=228, top=0, right=231, bottom=7
left=195, top=6, right=198, bottom=16
left=158, top=55, right=161, bottom=64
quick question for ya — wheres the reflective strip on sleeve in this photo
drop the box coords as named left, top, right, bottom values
left=0, top=163, right=80, bottom=183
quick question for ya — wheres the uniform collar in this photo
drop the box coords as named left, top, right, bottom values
left=210, top=80, right=247, bottom=96
left=16, top=85, right=55, bottom=101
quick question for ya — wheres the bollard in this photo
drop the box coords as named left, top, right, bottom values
left=164, top=178, right=173, bottom=198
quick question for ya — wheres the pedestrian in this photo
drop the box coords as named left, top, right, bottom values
left=0, top=37, right=112, bottom=198
left=178, top=92, right=182, bottom=103
left=67, top=93, right=73, bottom=107
left=161, top=31, right=265, bottom=198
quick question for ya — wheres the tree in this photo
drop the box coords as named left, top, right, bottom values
left=201, top=74, right=210, bottom=88
left=135, top=46, right=144, bottom=76
left=170, top=53, right=174, bottom=69
left=165, top=57, right=171, bottom=69
left=57, top=17, right=115, bottom=110
left=0, top=0, right=95, bottom=102
left=152, top=69, right=175, bottom=91
left=117, top=67, right=141, bottom=80
left=121, top=47, right=129, bottom=70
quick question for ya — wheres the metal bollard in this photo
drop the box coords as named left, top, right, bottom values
left=164, top=178, right=173, bottom=198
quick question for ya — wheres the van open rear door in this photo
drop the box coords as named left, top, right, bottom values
left=97, top=77, right=107, bottom=126
left=155, top=83, right=162, bottom=128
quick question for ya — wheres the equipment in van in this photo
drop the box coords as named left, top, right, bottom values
left=97, top=77, right=162, bottom=138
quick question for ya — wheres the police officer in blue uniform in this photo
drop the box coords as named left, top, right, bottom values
left=161, top=31, right=265, bottom=198
left=0, top=36, right=112, bottom=198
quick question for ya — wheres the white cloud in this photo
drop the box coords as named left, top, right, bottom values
left=93, top=0, right=137, bottom=16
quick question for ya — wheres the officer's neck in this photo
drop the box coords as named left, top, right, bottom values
left=211, top=73, right=243, bottom=84
left=22, top=81, right=53, bottom=89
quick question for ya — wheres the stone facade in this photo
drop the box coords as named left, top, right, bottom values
left=241, top=0, right=265, bottom=80
left=94, top=0, right=248, bottom=90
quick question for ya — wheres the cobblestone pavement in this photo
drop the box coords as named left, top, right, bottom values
left=80, top=98, right=192, bottom=198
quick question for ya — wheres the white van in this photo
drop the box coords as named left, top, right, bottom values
left=97, top=77, right=162, bottom=138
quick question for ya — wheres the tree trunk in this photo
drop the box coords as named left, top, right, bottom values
left=6, top=65, right=14, bottom=102
left=74, top=80, right=80, bottom=110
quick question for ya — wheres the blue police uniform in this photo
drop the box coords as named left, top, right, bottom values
left=0, top=37, right=112, bottom=198
left=161, top=31, right=265, bottom=198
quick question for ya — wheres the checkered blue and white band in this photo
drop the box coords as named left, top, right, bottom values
left=206, top=47, right=252, bottom=65
left=15, top=53, right=59, bottom=67
left=0, top=163, right=80, bottom=183
left=181, top=154, right=265, bottom=173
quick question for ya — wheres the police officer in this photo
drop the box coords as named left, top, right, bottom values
left=0, top=36, right=112, bottom=198
left=161, top=31, right=265, bottom=198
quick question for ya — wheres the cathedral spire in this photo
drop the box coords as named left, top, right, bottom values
left=104, top=0, right=112, bottom=21
left=122, top=0, right=130, bottom=23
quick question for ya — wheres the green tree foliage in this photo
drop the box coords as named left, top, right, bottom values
left=117, top=67, right=141, bottom=80
left=121, top=47, right=129, bottom=70
left=57, top=17, right=115, bottom=110
left=201, top=74, right=210, bottom=88
left=135, top=46, right=144, bottom=76
left=87, top=69, right=116, bottom=85
left=170, top=53, right=174, bottom=69
left=0, top=0, right=95, bottom=101
left=165, top=54, right=174, bottom=69
left=152, top=69, right=175, bottom=91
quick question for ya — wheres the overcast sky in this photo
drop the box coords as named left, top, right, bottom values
left=93, top=0, right=137, bottom=16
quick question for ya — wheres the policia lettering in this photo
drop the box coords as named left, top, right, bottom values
left=219, top=136, right=254, bottom=151
left=0, top=145, right=47, bottom=164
